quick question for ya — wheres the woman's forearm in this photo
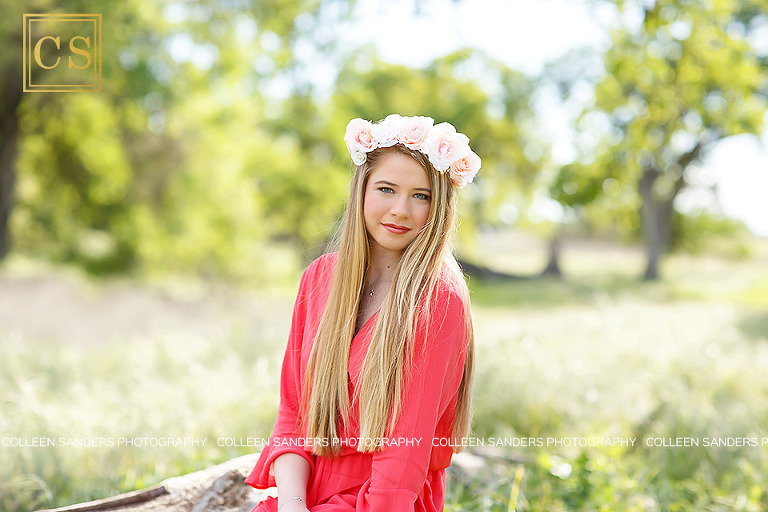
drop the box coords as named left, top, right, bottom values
left=273, top=452, right=310, bottom=509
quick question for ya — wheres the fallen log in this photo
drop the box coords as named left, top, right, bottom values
left=34, top=453, right=271, bottom=512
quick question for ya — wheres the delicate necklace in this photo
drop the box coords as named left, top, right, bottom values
left=367, top=277, right=391, bottom=297
left=366, top=264, right=393, bottom=297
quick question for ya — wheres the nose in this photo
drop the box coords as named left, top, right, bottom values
left=390, top=193, right=410, bottom=219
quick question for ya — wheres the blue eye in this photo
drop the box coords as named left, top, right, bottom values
left=415, top=193, right=430, bottom=201
left=379, top=187, right=394, bottom=194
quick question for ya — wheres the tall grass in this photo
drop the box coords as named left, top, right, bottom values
left=2, top=242, right=768, bottom=511
left=0, top=310, right=288, bottom=510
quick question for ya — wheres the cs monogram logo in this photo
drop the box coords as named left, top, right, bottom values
left=23, top=14, right=102, bottom=92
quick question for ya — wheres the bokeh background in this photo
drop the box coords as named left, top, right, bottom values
left=2, top=0, right=768, bottom=510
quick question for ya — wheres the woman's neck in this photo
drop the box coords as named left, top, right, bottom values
left=366, top=245, right=401, bottom=285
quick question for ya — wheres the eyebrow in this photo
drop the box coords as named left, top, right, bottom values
left=374, top=180, right=432, bottom=193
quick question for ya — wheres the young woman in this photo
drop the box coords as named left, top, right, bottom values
left=246, top=114, right=480, bottom=511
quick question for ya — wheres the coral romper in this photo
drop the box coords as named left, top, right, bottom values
left=246, top=252, right=470, bottom=511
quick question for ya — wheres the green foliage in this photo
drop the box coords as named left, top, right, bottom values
left=5, top=0, right=763, bottom=280
left=15, top=94, right=140, bottom=273
left=4, top=0, right=359, bottom=278
left=551, top=0, right=768, bottom=269
left=5, top=0, right=549, bottom=277
left=7, top=0, right=176, bottom=273
left=671, top=210, right=752, bottom=258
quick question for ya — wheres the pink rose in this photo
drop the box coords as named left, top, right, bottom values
left=371, top=114, right=403, bottom=148
left=424, top=122, right=471, bottom=171
left=344, top=118, right=376, bottom=154
left=449, top=151, right=481, bottom=188
left=397, top=116, right=434, bottom=150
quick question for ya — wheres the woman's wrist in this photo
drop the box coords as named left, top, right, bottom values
left=278, top=496, right=305, bottom=511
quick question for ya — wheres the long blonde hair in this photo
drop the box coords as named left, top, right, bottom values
left=301, top=144, right=474, bottom=457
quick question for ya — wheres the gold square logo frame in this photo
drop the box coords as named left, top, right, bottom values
left=23, top=13, right=102, bottom=92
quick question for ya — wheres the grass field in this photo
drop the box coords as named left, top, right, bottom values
left=2, top=234, right=767, bottom=511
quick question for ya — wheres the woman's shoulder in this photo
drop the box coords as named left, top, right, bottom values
left=294, top=252, right=338, bottom=302
left=307, top=251, right=338, bottom=272
left=301, top=252, right=339, bottom=284
left=427, top=258, right=471, bottom=318
left=436, top=259, right=470, bottom=301
left=417, top=259, right=472, bottom=344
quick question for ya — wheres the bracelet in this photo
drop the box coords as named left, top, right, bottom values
left=278, top=496, right=304, bottom=510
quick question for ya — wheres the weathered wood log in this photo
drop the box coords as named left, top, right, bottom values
left=34, top=486, right=170, bottom=512
left=34, top=453, right=272, bottom=512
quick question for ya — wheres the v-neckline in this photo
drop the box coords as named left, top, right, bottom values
left=353, top=308, right=381, bottom=340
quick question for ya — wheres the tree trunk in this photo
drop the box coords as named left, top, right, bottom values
left=0, top=72, right=24, bottom=260
left=638, top=144, right=699, bottom=281
left=540, top=234, right=562, bottom=278
left=639, top=168, right=664, bottom=280
left=639, top=167, right=678, bottom=281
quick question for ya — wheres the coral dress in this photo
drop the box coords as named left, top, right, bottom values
left=245, top=252, right=470, bottom=511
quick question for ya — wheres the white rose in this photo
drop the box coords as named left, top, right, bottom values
left=371, top=114, right=404, bottom=148
left=349, top=146, right=367, bottom=166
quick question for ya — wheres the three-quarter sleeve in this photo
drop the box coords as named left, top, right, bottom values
left=245, top=263, right=318, bottom=489
left=356, top=285, right=470, bottom=510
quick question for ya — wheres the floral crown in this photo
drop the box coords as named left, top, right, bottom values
left=344, top=114, right=481, bottom=189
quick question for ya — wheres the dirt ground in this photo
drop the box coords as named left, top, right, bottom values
left=0, top=267, right=294, bottom=346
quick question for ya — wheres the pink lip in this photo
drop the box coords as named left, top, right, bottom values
left=382, top=223, right=411, bottom=234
